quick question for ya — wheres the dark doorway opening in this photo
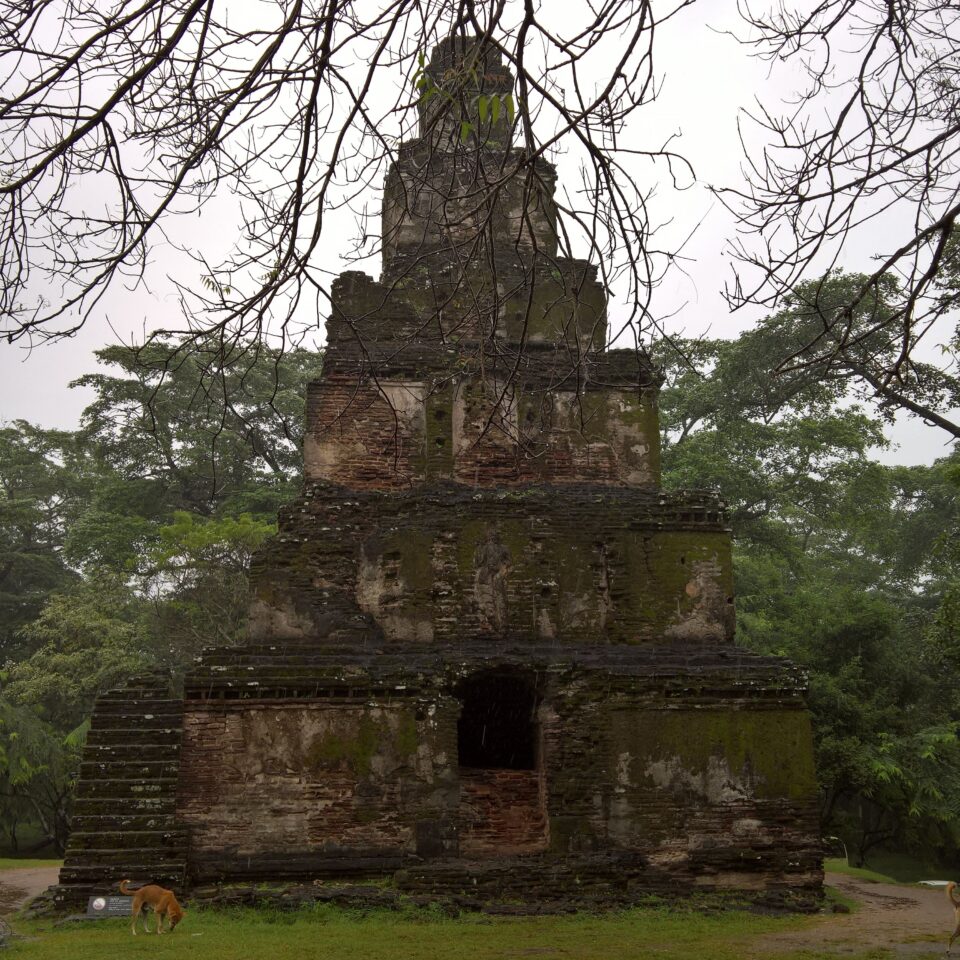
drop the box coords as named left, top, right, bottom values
left=456, top=672, right=538, bottom=770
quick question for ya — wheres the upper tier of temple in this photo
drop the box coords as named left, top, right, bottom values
left=246, top=36, right=733, bottom=648
left=383, top=37, right=560, bottom=273
left=306, top=36, right=662, bottom=492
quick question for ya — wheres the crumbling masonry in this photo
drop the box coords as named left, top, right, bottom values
left=59, top=38, right=822, bottom=909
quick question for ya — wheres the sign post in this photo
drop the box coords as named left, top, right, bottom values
left=85, top=895, right=133, bottom=918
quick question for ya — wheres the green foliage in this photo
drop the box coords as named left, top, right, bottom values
left=709, top=269, right=960, bottom=436
left=141, top=511, right=275, bottom=656
left=0, top=699, right=80, bottom=853
left=0, top=424, right=83, bottom=659
left=0, top=700, right=61, bottom=788
left=656, top=290, right=960, bottom=867
left=0, top=575, right=150, bottom=853
left=0, top=336, right=320, bottom=851
left=5, top=576, right=150, bottom=729
left=70, top=337, right=318, bottom=530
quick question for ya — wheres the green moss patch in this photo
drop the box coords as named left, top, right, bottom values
left=613, top=708, right=817, bottom=801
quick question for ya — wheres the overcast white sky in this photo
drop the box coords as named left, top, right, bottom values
left=1, top=0, right=954, bottom=465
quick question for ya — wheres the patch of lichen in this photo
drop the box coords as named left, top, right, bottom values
left=461, top=520, right=560, bottom=601
left=554, top=534, right=596, bottom=634
left=455, top=519, right=486, bottom=578
left=396, top=529, right=434, bottom=594
left=501, top=271, right=605, bottom=348
left=517, top=389, right=661, bottom=485
left=565, top=390, right=610, bottom=440
left=621, top=531, right=733, bottom=638
left=614, top=709, right=817, bottom=801
left=548, top=814, right=603, bottom=856
left=502, top=280, right=556, bottom=343
left=498, top=522, right=536, bottom=565
left=457, top=519, right=519, bottom=575
left=396, top=714, right=419, bottom=758
left=306, top=713, right=383, bottom=775
left=392, top=266, right=496, bottom=342
left=302, top=709, right=421, bottom=787
left=614, top=393, right=662, bottom=480
left=399, top=514, right=736, bottom=643
left=354, top=801, right=385, bottom=824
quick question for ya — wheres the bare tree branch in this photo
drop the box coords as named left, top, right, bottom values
left=716, top=0, right=960, bottom=435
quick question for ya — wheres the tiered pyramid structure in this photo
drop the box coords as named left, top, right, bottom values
left=59, top=36, right=822, bottom=910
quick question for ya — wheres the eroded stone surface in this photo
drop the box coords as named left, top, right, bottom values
left=59, top=35, right=822, bottom=911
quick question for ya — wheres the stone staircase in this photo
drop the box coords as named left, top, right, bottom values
left=55, top=674, right=188, bottom=907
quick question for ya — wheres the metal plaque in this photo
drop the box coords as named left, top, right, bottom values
left=85, top=895, right=133, bottom=918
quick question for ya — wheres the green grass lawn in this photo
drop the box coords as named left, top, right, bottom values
left=824, top=858, right=900, bottom=884
left=824, top=852, right=951, bottom=885
left=0, top=859, right=62, bottom=872
left=4, top=859, right=950, bottom=960
left=0, top=902, right=919, bottom=960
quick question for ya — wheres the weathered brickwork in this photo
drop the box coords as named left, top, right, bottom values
left=59, top=34, right=822, bottom=910
left=244, top=486, right=734, bottom=647
left=458, top=769, right=548, bottom=856
left=176, top=702, right=456, bottom=881
left=305, top=375, right=660, bottom=489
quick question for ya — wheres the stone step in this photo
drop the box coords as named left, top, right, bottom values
left=94, top=697, right=183, bottom=716
left=94, top=692, right=175, bottom=706
left=73, top=778, right=179, bottom=801
left=63, top=847, right=188, bottom=866
left=86, top=729, right=182, bottom=747
left=79, top=760, right=180, bottom=780
left=96, top=688, right=175, bottom=702
left=71, top=797, right=178, bottom=817
left=82, top=744, right=181, bottom=762
left=90, top=712, right=182, bottom=730
left=58, top=864, right=186, bottom=886
left=65, top=830, right=189, bottom=851
left=68, top=814, right=182, bottom=833
left=188, top=853, right=406, bottom=883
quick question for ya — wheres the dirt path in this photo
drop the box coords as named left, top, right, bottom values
left=751, top=872, right=953, bottom=957
left=0, top=867, right=60, bottom=917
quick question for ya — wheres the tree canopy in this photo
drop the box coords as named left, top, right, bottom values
left=656, top=318, right=960, bottom=867
left=723, top=1, right=960, bottom=435
left=0, top=338, right=318, bottom=851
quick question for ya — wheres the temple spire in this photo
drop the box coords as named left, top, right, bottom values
left=417, top=34, right=516, bottom=151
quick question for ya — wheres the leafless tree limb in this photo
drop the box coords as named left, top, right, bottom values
left=718, top=0, right=960, bottom=430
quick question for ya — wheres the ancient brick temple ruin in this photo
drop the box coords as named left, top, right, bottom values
left=59, top=37, right=822, bottom=909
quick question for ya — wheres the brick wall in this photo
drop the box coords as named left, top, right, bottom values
left=459, top=768, right=549, bottom=856
left=176, top=701, right=457, bottom=880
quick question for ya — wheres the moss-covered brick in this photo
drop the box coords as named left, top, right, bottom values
left=425, top=386, right=454, bottom=478
left=63, top=33, right=822, bottom=911
left=306, top=713, right=383, bottom=775
left=612, top=708, right=818, bottom=802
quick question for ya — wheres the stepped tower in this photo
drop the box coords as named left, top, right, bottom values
left=59, top=36, right=822, bottom=909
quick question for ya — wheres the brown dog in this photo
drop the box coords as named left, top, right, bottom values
left=119, top=879, right=185, bottom=934
left=947, top=882, right=960, bottom=953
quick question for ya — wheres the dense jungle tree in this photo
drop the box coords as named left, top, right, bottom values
left=0, top=425, right=84, bottom=661
left=0, top=340, right=316, bottom=851
left=656, top=314, right=960, bottom=867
